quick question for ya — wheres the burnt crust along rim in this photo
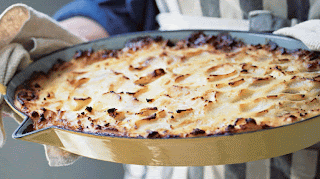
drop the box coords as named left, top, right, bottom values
left=13, top=32, right=320, bottom=139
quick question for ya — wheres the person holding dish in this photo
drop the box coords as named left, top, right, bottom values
left=53, top=0, right=320, bottom=178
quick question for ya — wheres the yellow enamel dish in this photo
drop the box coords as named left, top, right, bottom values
left=6, top=30, right=320, bottom=166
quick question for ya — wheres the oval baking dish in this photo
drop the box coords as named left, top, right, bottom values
left=3, top=30, right=320, bottom=166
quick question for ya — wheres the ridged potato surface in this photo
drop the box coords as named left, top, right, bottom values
left=14, top=32, right=320, bottom=138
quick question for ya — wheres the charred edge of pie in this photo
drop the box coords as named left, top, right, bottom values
left=307, top=51, right=320, bottom=61
left=266, top=41, right=278, bottom=51
left=264, top=41, right=320, bottom=59
left=22, top=119, right=274, bottom=138
left=175, top=31, right=245, bottom=51
left=248, top=41, right=318, bottom=62
left=147, top=131, right=161, bottom=138
left=74, top=49, right=121, bottom=64
left=22, top=111, right=274, bottom=137
left=190, top=128, right=206, bottom=135
left=16, top=90, right=38, bottom=106
left=282, top=48, right=320, bottom=63
left=222, top=118, right=272, bottom=135
left=101, top=49, right=120, bottom=58
left=124, top=32, right=247, bottom=52
left=165, top=40, right=175, bottom=47
left=50, top=58, right=70, bottom=71
left=299, top=51, right=320, bottom=71
left=74, top=48, right=94, bottom=59
left=49, top=125, right=124, bottom=137
left=294, top=51, right=320, bottom=71
left=125, top=36, right=158, bottom=51
left=213, top=33, right=245, bottom=51
left=15, top=58, right=69, bottom=95
left=265, top=41, right=291, bottom=54
left=17, top=71, right=47, bottom=91
left=125, top=36, right=175, bottom=48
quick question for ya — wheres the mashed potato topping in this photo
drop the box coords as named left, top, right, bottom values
left=14, top=32, right=320, bottom=138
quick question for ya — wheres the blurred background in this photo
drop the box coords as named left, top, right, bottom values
left=0, top=1, right=124, bottom=179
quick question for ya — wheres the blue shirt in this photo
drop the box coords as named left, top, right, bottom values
left=53, top=0, right=159, bottom=36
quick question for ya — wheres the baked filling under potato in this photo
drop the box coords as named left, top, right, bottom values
left=14, top=32, right=320, bottom=138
